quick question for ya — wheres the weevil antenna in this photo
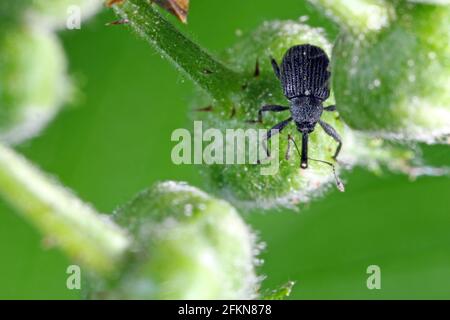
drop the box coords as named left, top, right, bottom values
left=286, top=134, right=300, bottom=160
left=308, top=157, right=345, bottom=192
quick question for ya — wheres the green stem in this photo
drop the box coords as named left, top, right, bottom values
left=0, top=143, right=131, bottom=276
left=308, top=0, right=393, bottom=33
left=112, top=0, right=241, bottom=103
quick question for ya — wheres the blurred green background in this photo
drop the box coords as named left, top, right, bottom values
left=1, top=0, right=450, bottom=299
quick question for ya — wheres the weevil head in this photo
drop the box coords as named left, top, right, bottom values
left=290, top=96, right=323, bottom=134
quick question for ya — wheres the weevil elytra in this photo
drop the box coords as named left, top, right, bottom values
left=259, top=44, right=344, bottom=191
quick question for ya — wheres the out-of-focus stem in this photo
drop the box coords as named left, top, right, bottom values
left=308, top=0, right=393, bottom=33
left=0, top=143, right=131, bottom=276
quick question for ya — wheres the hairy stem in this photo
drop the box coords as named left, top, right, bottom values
left=112, top=0, right=241, bottom=103
left=0, top=144, right=131, bottom=275
left=308, top=0, right=393, bottom=33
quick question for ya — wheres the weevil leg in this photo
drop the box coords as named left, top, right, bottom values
left=247, top=105, right=289, bottom=124
left=263, top=117, right=292, bottom=157
left=324, top=105, right=336, bottom=112
left=319, top=120, right=342, bottom=160
left=257, top=105, right=289, bottom=123
left=270, top=57, right=281, bottom=80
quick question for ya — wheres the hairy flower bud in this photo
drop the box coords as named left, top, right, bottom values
left=87, top=181, right=260, bottom=299
left=332, top=2, right=450, bottom=143
left=0, top=26, right=70, bottom=144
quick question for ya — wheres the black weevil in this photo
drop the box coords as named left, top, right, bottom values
left=259, top=44, right=344, bottom=191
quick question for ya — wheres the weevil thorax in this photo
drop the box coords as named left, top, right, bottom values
left=290, top=96, right=323, bottom=133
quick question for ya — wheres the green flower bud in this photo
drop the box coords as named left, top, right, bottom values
left=192, top=21, right=346, bottom=209
left=332, top=2, right=450, bottom=143
left=192, top=21, right=424, bottom=209
left=0, top=26, right=70, bottom=144
left=28, top=0, right=103, bottom=29
left=87, top=181, right=260, bottom=299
